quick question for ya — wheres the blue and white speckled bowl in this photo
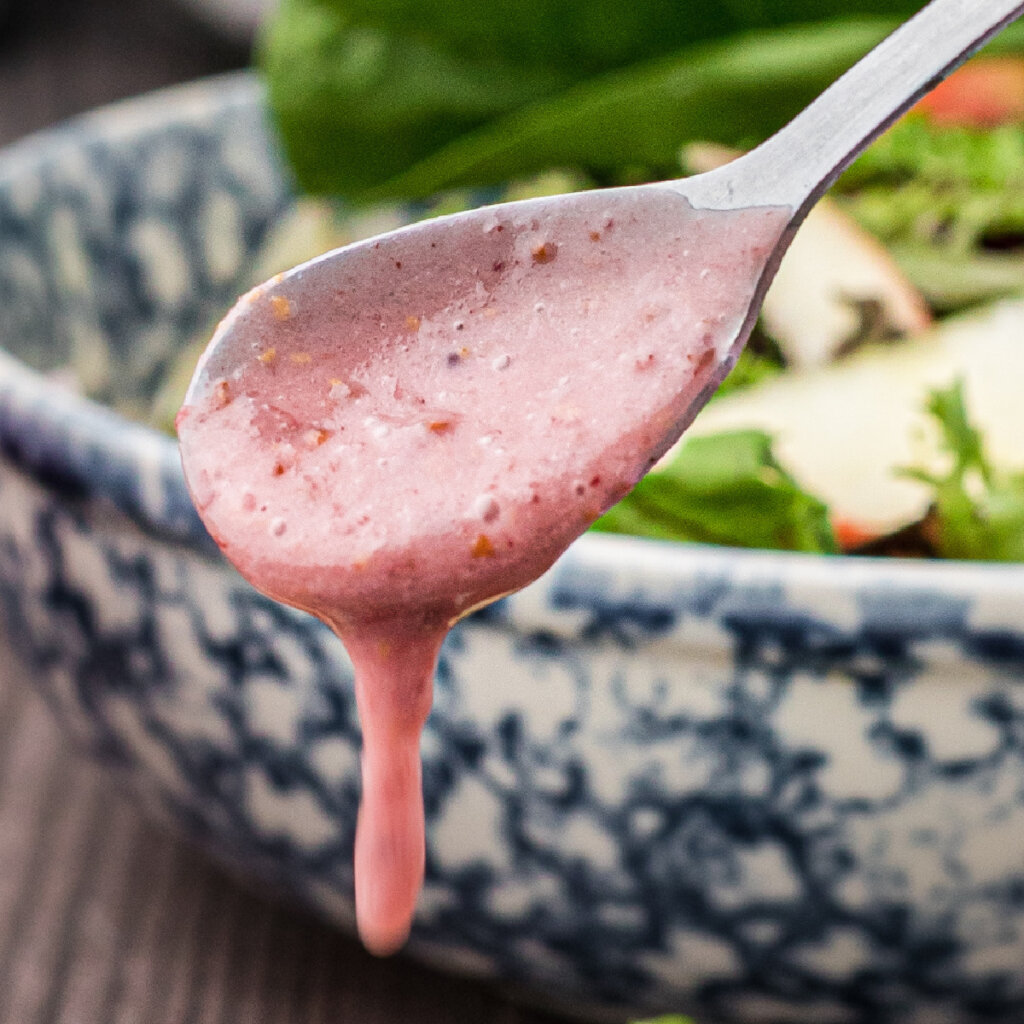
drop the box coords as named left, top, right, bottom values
left=3, top=74, right=1024, bottom=1024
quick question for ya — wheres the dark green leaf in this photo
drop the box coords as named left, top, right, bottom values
left=260, top=0, right=573, bottom=194
left=592, top=430, right=837, bottom=553
left=304, top=0, right=741, bottom=73
left=261, top=9, right=905, bottom=201
left=261, top=0, right=1024, bottom=203
left=349, top=20, right=905, bottom=202
left=906, top=380, right=1024, bottom=561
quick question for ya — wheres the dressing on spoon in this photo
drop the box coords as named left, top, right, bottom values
left=177, top=0, right=1024, bottom=956
left=178, top=193, right=788, bottom=953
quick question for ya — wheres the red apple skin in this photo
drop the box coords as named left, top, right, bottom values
left=914, top=56, right=1024, bottom=128
left=833, top=518, right=881, bottom=552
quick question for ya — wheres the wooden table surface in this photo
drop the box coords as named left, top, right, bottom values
left=0, top=4, right=579, bottom=1022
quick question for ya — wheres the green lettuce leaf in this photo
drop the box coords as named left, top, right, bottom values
left=839, top=116, right=1024, bottom=250
left=905, top=380, right=1024, bottom=561
left=259, top=2, right=573, bottom=195
left=592, top=430, right=837, bottom=553
left=355, top=20, right=900, bottom=203
left=297, top=0, right=741, bottom=73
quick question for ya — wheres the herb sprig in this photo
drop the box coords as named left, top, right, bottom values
left=904, top=380, right=1024, bottom=561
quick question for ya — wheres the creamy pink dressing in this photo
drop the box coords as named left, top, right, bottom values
left=177, top=188, right=789, bottom=954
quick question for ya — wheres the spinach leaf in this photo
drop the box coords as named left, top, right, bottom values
left=260, top=4, right=913, bottom=201
left=592, top=430, right=837, bottom=553
left=355, top=20, right=899, bottom=202
left=260, top=1, right=573, bottom=194
left=304, top=0, right=740, bottom=73
left=260, top=1, right=1024, bottom=204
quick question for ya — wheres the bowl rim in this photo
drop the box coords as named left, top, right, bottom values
left=2, top=72, right=1024, bottom=606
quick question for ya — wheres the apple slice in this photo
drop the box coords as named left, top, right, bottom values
left=760, top=199, right=932, bottom=368
left=683, top=300, right=1024, bottom=540
left=682, top=142, right=931, bottom=369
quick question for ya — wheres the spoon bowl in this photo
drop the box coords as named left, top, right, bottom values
left=177, top=185, right=792, bottom=954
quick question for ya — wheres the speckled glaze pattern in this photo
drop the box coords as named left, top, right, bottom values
left=3, top=75, right=1024, bottom=1024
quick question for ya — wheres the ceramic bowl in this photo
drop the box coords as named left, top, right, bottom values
left=3, top=74, right=1024, bottom=1024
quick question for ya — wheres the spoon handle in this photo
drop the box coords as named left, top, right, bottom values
left=684, top=0, right=1024, bottom=216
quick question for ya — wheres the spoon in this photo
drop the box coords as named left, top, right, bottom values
left=178, top=0, right=1024, bottom=956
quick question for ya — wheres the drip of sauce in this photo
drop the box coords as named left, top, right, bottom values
left=177, top=189, right=789, bottom=954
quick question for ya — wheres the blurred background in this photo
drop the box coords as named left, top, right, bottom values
left=0, top=0, right=255, bottom=148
